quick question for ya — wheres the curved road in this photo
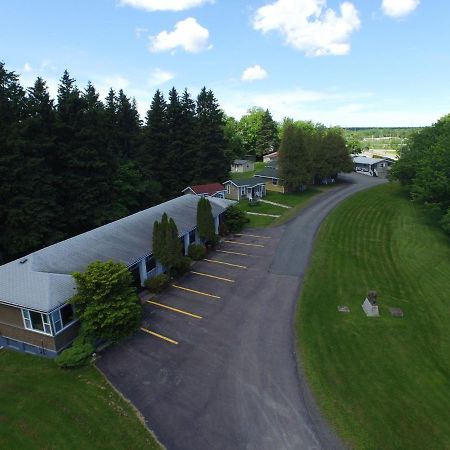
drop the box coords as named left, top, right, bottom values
left=98, top=173, right=386, bottom=450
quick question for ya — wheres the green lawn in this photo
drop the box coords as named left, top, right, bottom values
left=0, top=350, right=162, bottom=450
left=297, top=183, right=450, bottom=449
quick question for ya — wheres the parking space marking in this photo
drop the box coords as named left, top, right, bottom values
left=140, top=327, right=179, bottom=345
left=204, top=259, right=247, bottom=269
left=146, top=300, right=202, bottom=319
left=216, top=249, right=251, bottom=257
left=191, top=271, right=235, bottom=283
left=236, top=233, right=271, bottom=239
left=223, top=240, right=264, bottom=248
left=172, top=284, right=221, bottom=299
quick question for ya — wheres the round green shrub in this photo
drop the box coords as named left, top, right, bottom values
left=144, top=273, right=169, bottom=293
left=188, top=243, right=206, bottom=260
left=174, top=256, right=192, bottom=275
left=55, top=338, right=94, bottom=369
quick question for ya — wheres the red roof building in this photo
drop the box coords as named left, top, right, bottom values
left=182, top=183, right=226, bottom=198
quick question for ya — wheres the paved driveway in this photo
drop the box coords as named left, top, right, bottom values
left=97, top=173, right=387, bottom=450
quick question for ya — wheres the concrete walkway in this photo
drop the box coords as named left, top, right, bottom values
left=246, top=211, right=281, bottom=218
left=259, top=199, right=291, bottom=209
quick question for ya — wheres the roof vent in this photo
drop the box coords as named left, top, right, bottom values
left=19, top=258, right=28, bottom=264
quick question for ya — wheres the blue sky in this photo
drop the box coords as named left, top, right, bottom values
left=1, top=0, right=449, bottom=126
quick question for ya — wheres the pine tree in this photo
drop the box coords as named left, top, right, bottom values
left=197, top=197, right=216, bottom=244
left=194, top=87, right=228, bottom=183
left=256, top=109, right=279, bottom=157
left=152, top=213, right=181, bottom=276
left=179, top=89, right=198, bottom=186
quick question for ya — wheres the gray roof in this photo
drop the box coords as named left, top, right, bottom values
left=0, top=195, right=233, bottom=312
left=254, top=167, right=279, bottom=179
left=353, top=156, right=387, bottom=165
left=233, top=159, right=252, bottom=165
left=224, top=178, right=265, bottom=188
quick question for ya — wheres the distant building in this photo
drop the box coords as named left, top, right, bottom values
left=254, top=166, right=286, bottom=193
left=263, top=151, right=278, bottom=162
left=0, top=195, right=233, bottom=357
left=231, top=159, right=255, bottom=173
left=182, top=183, right=227, bottom=199
left=223, top=179, right=266, bottom=200
left=353, top=156, right=393, bottom=178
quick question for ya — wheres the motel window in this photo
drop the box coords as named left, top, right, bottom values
left=145, top=255, right=156, bottom=272
left=272, top=178, right=278, bottom=185
left=189, top=229, right=196, bottom=244
left=22, top=309, right=52, bottom=335
left=240, top=187, right=246, bottom=195
left=226, top=184, right=231, bottom=194
left=22, top=304, right=77, bottom=336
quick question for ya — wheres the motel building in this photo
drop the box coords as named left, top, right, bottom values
left=0, top=195, right=233, bottom=357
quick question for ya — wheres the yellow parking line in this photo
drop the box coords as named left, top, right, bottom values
left=140, top=327, right=178, bottom=345
left=146, top=300, right=202, bottom=319
left=216, top=249, right=251, bottom=257
left=204, top=259, right=247, bottom=269
left=191, top=271, right=235, bottom=283
left=223, top=240, right=264, bottom=248
left=172, top=284, right=221, bottom=299
left=236, top=233, right=271, bottom=239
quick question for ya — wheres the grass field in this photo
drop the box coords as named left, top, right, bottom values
left=297, top=183, right=450, bottom=449
left=0, top=351, right=162, bottom=450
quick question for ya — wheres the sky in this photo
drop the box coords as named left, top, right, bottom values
left=1, top=0, right=449, bottom=127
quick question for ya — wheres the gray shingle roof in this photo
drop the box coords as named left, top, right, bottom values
left=0, top=195, right=233, bottom=312
left=233, top=159, right=251, bottom=165
left=353, top=156, right=386, bottom=165
left=224, top=178, right=265, bottom=188
left=254, top=167, right=279, bottom=179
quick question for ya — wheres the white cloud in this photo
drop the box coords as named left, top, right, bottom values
left=23, top=63, right=32, bottom=72
left=148, top=68, right=175, bottom=86
left=241, top=65, right=268, bottom=81
left=120, top=0, right=212, bottom=12
left=381, top=0, right=419, bottom=17
left=149, top=17, right=211, bottom=53
left=253, top=0, right=361, bottom=56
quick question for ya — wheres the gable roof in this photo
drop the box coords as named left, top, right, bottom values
left=0, top=195, right=233, bottom=312
left=353, top=156, right=388, bottom=165
left=254, top=167, right=279, bottom=179
left=233, top=159, right=252, bottom=165
left=183, top=183, right=225, bottom=196
left=223, top=178, right=265, bottom=188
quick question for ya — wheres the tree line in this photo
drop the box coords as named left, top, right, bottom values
left=0, top=62, right=229, bottom=263
left=278, top=120, right=353, bottom=191
left=390, top=114, right=450, bottom=235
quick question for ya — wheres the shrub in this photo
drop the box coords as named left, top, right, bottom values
left=188, top=243, right=206, bottom=260
left=144, top=273, right=169, bottom=293
left=224, top=205, right=248, bottom=233
left=219, top=222, right=229, bottom=236
left=174, top=256, right=192, bottom=275
left=55, top=337, right=94, bottom=369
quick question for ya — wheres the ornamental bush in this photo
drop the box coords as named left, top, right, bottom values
left=174, top=256, right=192, bottom=275
left=55, top=337, right=94, bottom=369
left=224, top=205, right=248, bottom=233
left=188, top=243, right=206, bottom=260
left=144, top=273, right=169, bottom=293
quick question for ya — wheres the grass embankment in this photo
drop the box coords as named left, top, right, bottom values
left=0, top=351, right=162, bottom=450
left=297, top=183, right=450, bottom=449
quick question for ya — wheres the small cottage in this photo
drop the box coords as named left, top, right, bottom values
left=231, top=159, right=255, bottom=173
left=353, top=156, right=392, bottom=178
left=223, top=179, right=266, bottom=201
left=182, top=183, right=227, bottom=199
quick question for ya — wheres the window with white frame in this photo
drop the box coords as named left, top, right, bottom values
left=226, top=183, right=231, bottom=194
left=240, top=187, right=246, bottom=195
left=272, top=178, right=278, bottom=185
left=22, top=303, right=76, bottom=336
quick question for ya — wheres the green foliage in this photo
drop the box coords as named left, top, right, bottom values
left=188, top=243, right=206, bottom=260
left=55, top=336, right=94, bottom=369
left=152, top=213, right=182, bottom=276
left=71, top=260, right=141, bottom=342
left=218, top=222, right=229, bottom=236
left=390, top=114, right=450, bottom=234
left=197, top=197, right=216, bottom=244
left=144, top=273, right=169, bottom=293
left=237, top=107, right=279, bottom=159
left=174, top=256, right=192, bottom=275
left=224, top=205, right=248, bottom=233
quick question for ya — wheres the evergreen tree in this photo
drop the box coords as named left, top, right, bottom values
left=197, top=197, right=216, bottom=244
left=257, top=109, right=279, bottom=157
left=116, top=89, right=141, bottom=160
left=179, top=88, right=198, bottom=185
left=152, top=213, right=181, bottom=276
left=194, top=87, right=228, bottom=183
left=223, top=116, right=244, bottom=162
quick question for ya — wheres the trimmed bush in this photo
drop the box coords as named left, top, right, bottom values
left=219, top=222, right=229, bottom=236
left=144, top=273, right=169, bottom=293
left=55, top=337, right=94, bottom=369
left=224, top=205, right=248, bottom=233
left=188, top=243, right=206, bottom=260
left=174, top=256, right=192, bottom=275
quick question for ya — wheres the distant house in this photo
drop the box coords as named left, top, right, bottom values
left=223, top=179, right=266, bottom=201
left=353, top=156, right=392, bottom=178
left=0, top=195, right=233, bottom=357
left=263, top=151, right=278, bottom=162
left=254, top=166, right=286, bottom=193
left=231, top=159, right=255, bottom=173
left=182, top=183, right=227, bottom=199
